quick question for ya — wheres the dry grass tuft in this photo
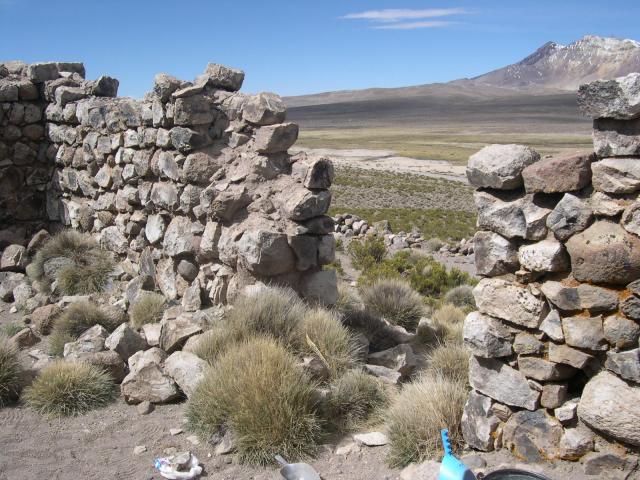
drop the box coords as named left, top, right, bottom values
left=0, top=336, right=22, bottom=407
left=24, top=361, right=114, bottom=416
left=326, top=369, right=390, bottom=432
left=423, top=342, right=470, bottom=385
left=29, top=230, right=114, bottom=295
left=430, top=304, right=466, bottom=345
left=186, top=337, right=321, bottom=465
left=193, top=325, right=244, bottom=365
left=296, top=309, right=359, bottom=378
left=2, top=322, right=24, bottom=338
left=386, top=373, right=467, bottom=467
left=227, top=287, right=307, bottom=345
left=129, top=292, right=166, bottom=328
left=360, top=278, right=424, bottom=331
left=443, top=285, right=476, bottom=311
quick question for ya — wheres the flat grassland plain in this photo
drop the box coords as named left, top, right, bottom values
left=287, top=88, right=592, bottom=241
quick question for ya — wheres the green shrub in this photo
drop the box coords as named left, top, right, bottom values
left=193, top=325, right=244, bottom=365
left=48, top=330, right=77, bottom=357
left=129, top=292, right=166, bottom=328
left=24, top=361, right=115, bottom=416
left=443, top=285, right=476, bottom=311
left=227, top=287, right=307, bottom=345
left=424, top=238, right=444, bottom=253
left=0, top=336, right=22, bottom=407
left=348, top=236, right=387, bottom=270
left=2, top=322, right=24, bottom=337
left=359, top=279, right=424, bottom=331
left=29, top=230, right=114, bottom=295
left=386, top=374, right=467, bottom=467
left=326, top=369, right=389, bottom=432
left=187, top=337, right=321, bottom=465
left=296, top=309, right=358, bottom=378
left=424, top=342, right=470, bottom=385
left=359, top=251, right=476, bottom=299
left=335, top=237, right=344, bottom=252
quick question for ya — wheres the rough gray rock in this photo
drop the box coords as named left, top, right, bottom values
left=578, top=73, right=640, bottom=120
left=592, top=158, right=640, bottom=194
left=546, top=193, right=593, bottom=241
left=604, top=314, right=640, bottom=349
left=548, top=342, right=594, bottom=370
left=105, top=323, right=146, bottom=361
left=593, top=117, right=640, bottom=157
left=522, top=152, right=593, bottom=193
left=562, top=315, right=608, bottom=351
left=159, top=316, right=203, bottom=353
left=559, top=425, right=594, bottom=461
left=503, top=409, right=563, bottom=461
left=513, top=333, right=544, bottom=355
left=621, top=202, right=640, bottom=236
left=581, top=451, right=639, bottom=477
left=367, top=344, right=417, bottom=378
left=121, top=362, right=180, bottom=404
left=473, top=231, right=519, bottom=276
left=469, top=356, right=540, bottom=410
left=254, top=123, right=299, bottom=153
left=281, top=188, right=331, bottom=221
left=201, top=63, right=244, bottom=91
left=518, top=356, right=576, bottom=382
left=466, top=144, right=540, bottom=189
left=578, top=371, right=640, bottom=446
left=242, top=92, right=286, bottom=125
left=237, top=230, right=295, bottom=276
left=164, top=351, right=208, bottom=398
left=541, top=281, right=618, bottom=313
left=364, top=364, right=402, bottom=385
left=473, top=278, right=546, bottom=329
left=0, top=244, right=27, bottom=271
left=291, top=156, right=334, bottom=189
left=605, top=348, right=640, bottom=383
left=163, top=216, right=197, bottom=257
left=461, top=390, right=500, bottom=451
left=621, top=295, right=640, bottom=321
left=518, top=238, right=568, bottom=273
left=463, top=311, right=512, bottom=358
left=541, top=383, right=568, bottom=409
left=566, top=220, right=640, bottom=285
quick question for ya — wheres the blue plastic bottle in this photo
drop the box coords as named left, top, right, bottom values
left=438, top=429, right=477, bottom=480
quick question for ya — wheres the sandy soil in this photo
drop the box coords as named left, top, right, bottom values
left=291, top=147, right=467, bottom=183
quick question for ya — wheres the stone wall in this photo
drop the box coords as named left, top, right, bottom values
left=0, top=61, right=337, bottom=306
left=461, top=72, right=640, bottom=470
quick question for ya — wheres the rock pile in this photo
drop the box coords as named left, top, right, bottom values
left=462, top=72, right=640, bottom=473
left=0, top=61, right=337, bottom=306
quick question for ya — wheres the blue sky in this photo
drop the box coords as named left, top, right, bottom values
left=1, top=0, right=638, bottom=98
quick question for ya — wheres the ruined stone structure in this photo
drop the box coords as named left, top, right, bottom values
left=462, top=72, right=640, bottom=471
left=0, top=61, right=337, bottom=307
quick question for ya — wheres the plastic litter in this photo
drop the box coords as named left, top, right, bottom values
left=275, top=454, right=321, bottom=480
left=154, top=452, right=203, bottom=479
left=439, top=429, right=477, bottom=480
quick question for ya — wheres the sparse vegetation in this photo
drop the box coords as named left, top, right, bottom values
left=386, top=373, right=468, bottom=467
left=424, top=342, right=470, bottom=385
left=296, top=308, right=359, bottom=377
left=193, top=324, right=244, bottom=365
left=424, top=238, right=445, bottom=253
left=443, top=285, right=476, bottom=311
left=430, top=304, right=466, bottom=345
left=48, top=330, right=77, bottom=357
left=29, top=230, right=114, bottom=295
left=0, top=336, right=22, bottom=407
left=24, top=361, right=115, bottom=416
left=187, top=337, right=321, bottom=465
left=129, top=292, right=166, bottom=328
left=359, top=279, right=424, bottom=331
left=2, top=322, right=24, bottom=337
left=326, top=369, right=390, bottom=432
left=347, top=235, right=387, bottom=270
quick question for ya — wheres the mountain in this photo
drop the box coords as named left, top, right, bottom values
left=460, top=36, right=640, bottom=91
left=285, top=36, right=640, bottom=109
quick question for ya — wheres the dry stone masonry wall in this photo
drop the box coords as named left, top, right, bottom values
left=462, top=72, right=640, bottom=472
left=0, top=61, right=337, bottom=307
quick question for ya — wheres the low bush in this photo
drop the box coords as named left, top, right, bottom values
left=386, top=373, right=467, bottom=467
left=359, top=251, right=476, bottom=299
left=129, top=292, right=166, bottom=328
left=0, top=336, right=22, bottom=407
left=326, top=369, right=389, bottom=432
left=187, top=337, right=321, bottom=465
left=24, top=361, right=115, bottom=416
left=347, top=236, right=387, bottom=270
left=227, top=287, right=307, bottom=345
left=443, top=285, right=476, bottom=311
left=359, top=279, right=424, bottom=331
left=296, top=309, right=358, bottom=378
left=424, top=342, right=470, bottom=385
left=29, top=230, right=114, bottom=295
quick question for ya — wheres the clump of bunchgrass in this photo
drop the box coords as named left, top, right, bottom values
left=2, top=322, right=24, bottom=338
left=443, top=285, right=476, bottom=311
left=23, top=360, right=115, bottom=416
left=430, top=304, right=466, bottom=344
left=360, top=278, right=424, bottom=331
left=296, top=309, right=359, bottom=378
left=386, top=373, right=467, bottom=467
left=0, top=336, right=22, bottom=407
left=187, top=337, right=321, bottom=465
left=129, top=292, right=166, bottom=328
left=48, top=330, right=77, bottom=357
left=424, top=238, right=445, bottom=253
left=29, top=230, right=114, bottom=295
left=326, top=369, right=389, bottom=432
left=347, top=236, right=387, bottom=270
left=193, top=324, right=245, bottom=365
left=423, top=341, right=470, bottom=385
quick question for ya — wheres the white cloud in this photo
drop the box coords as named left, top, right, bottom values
left=373, top=20, right=455, bottom=30
left=342, top=8, right=467, bottom=23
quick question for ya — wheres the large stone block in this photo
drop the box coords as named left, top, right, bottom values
left=592, top=158, right=640, bottom=194
left=540, top=281, right=618, bottom=313
left=466, top=144, right=540, bottom=190
left=594, top=118, right=640, bottom=157
left=605, top=348, right=640, bottom=383
left=522, top=152, right=593, bottom=193
left=237, top=230, right=296, bottom=276
left=503, top=410, right=563, bottom=461
left=463, top=311, right=512, bottom=358
left=254, top=122, right=299, bottom=153
left=517, top=356, right=576, bottom=382
left=174, top=94, right=216, bottom=125
left=546, top=193, right=593, bottom=241
left=518, top=238, right=569, bottom=273
left=461, top=391, right=500, bottom=451
left=578, top=371, right=640, bottom=446
left=473, top=278, right=547, bottom=328
left=242, top=92, right=286, bottom=125
left=566, top=220, right=640, bottom=285
left=578, top=73, right=640, bottom=120
left=281, top=188, right=331, bottom=221
left=562, top=315, right=607, bottom=351
left=202, top=63, right=244, bottom=91
left=469, top=356, right=540, bottom=410
left=473, top=231, right=519, bottom=276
